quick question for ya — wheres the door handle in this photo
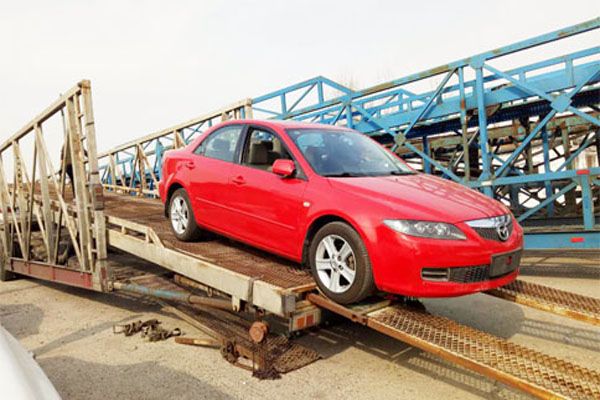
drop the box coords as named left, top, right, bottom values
left=232, top=176, right=245, bottom=185
left=184, top=161, right=195, bottom=169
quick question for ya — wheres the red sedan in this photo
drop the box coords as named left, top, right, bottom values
left=159, top=120, right=522, bottom=304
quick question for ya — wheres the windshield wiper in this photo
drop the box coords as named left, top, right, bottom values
left=389, top=170, right=415, bottom=176
left=323, top=172, right=362, bottom=177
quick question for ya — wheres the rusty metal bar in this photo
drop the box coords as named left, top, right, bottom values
left=112, top=281, right=233, bottom=310
left=9, top=259, right=95, bottom=290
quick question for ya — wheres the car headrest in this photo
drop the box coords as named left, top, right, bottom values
left=249, top=142, right=269, bottom=164
left=261, top=140, right=273, bottom=151
left=272, top=138, right=283, bottom=153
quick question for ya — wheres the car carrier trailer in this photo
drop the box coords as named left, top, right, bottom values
left=1, top=20, right=600, bottom=400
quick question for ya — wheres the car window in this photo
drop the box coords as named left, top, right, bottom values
left=242, top=128, right=293, bottom=172
left=287, top=128, right=414, bottom=177
left=194, top=125, right=243, bottom=162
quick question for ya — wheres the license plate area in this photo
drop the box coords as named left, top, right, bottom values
left=490, top=250, right=522, bottom=278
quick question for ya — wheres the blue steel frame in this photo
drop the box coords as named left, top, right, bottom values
left=99, top=19, right=600, bottom=249
left=248, top=18, right=600, bottom=249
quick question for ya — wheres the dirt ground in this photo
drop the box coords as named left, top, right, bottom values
left=0, top=253, right=598, bottom=400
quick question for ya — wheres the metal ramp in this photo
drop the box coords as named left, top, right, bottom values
left=486, top=280, right=600, bottom=326
left=307, top=293, right=600, bottom=400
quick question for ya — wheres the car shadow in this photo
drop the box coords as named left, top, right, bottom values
left=39, top=356, right=236, bottom=400
left=0, top=302, right=45, bottom=340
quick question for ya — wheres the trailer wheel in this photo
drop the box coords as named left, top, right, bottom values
left=168, top=188, right=203, bottom=241
left=309, top=222, right=374, bottom=304
left=0, top=263, right=15, bottom=282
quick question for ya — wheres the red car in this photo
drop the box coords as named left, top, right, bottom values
left=159, top=120, right=522, bottom=304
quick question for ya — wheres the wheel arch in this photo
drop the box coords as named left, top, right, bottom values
left=301, top=213, right=364, bottom=266
left=164, top=181, right=185, bottom=217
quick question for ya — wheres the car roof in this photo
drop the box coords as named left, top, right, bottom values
left=221, top=119, right=350, bottom=131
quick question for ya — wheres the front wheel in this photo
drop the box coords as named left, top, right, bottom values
left=309, top=222, right=375, bottom=304
left=168, top=188, right=203, bottom=241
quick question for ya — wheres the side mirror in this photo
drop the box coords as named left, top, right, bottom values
left=272, top=159, right=296, bottom=178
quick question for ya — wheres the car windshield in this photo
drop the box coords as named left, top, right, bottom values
left=286, top=128, right=414, bottom=177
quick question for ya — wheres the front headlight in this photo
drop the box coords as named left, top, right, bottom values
left=383, top=219, right=466, bottom=240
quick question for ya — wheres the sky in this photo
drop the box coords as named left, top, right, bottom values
left=0, top=0, right=599, bottom=154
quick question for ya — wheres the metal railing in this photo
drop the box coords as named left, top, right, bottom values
left=97, top=99, right=252, bottom=196
left=0, top=81, right=108, bottom=289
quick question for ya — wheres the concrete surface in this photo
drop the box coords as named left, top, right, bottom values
left=0, top=253, right=598, bottom=400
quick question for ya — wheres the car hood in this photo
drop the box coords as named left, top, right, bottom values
left=329, top=173, right=508, bottom=223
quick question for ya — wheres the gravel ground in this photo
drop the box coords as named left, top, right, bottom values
left=0, top=254, right=598, bottom=400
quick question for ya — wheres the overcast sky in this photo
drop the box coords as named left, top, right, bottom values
left=1, top=0, right=598, bottom=153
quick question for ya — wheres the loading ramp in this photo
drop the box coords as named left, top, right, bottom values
left=486, top=279, right=600, bottom=326
left=307, top=293, right=600, bottom=400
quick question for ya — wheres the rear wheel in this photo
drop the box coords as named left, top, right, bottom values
left=0, top=255, right=15, bottom=282
left=168, top=188, right=203, bottom=241
left=0, top=267, right=15, bottom=282
left=309, top=222, right=375, bottom=304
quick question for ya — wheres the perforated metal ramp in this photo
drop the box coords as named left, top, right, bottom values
left=307, top=293, right=600, bottom=400
left=486, top=280, right=600, bottom=326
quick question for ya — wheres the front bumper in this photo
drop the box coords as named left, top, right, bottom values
left=368, top=218, right=523, bottom=297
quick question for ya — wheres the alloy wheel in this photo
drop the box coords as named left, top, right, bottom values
left=315, top=234, right=356, bottom=293
left=170, top=196, right=189, bottom=235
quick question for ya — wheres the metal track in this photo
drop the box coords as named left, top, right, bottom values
left=486, top=280, right=600, bottom=326
left=307, top=293, right=600, bottom=400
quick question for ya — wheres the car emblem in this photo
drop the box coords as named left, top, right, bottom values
left=496, top=223, right=510, bottom=241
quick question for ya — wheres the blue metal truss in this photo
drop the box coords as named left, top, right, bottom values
left=99, top=18, right=600, bottom=249
left=248, top=18, right=600, bottom=249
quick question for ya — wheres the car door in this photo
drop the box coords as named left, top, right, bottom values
left=188, top=124, right=244, bottom=231
left=227, top=125, right=308, bottom=258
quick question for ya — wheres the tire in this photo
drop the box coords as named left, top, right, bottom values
left=309, top=222, right=375, bottom=304
left=168, top=188, right=203, bottom=241
left=0, top=258, right=15, bottom=282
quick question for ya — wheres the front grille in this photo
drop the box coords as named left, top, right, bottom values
left=473, top=221, right=514, bottom=242
left=449, top=265, right=490, bottom=283
left=466, top=215, right=514, bottom=242
left=422, top=250, right=520, bottom=284
left=422, top=265, right=490, bottom=283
